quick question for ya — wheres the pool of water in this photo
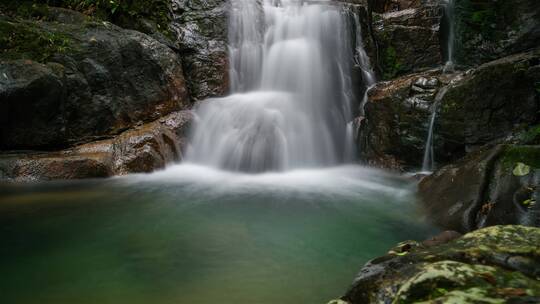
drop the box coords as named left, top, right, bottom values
left=0, top=164, right=436, bottom=304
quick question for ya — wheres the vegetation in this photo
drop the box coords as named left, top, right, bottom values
left=0, top=18, right=73, bottom=63
left=0, top=0, right=173, bottom=38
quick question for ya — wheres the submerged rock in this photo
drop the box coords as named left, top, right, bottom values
left=340, top=225, right=540, bottom=303
left=0, top=16, right=189, bottom=150
left=0, top=111, right=193, bottom=181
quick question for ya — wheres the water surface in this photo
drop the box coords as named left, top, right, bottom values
left=0, top=164, right=436, bottom=304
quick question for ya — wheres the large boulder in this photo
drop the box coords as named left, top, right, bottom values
left=336, top=225, right=540, bottom=304
left=171, top=0, right=229, bottom=101
left=418, top=144, right=540, bottom=233
left=438, top=49, right=540, bottom=152
left=0, top=110, right=193, bottom=181
left=0, top=15, right=189, bottom=150
left=453, top=0, right=540, bottom=67
left=358, top=49, right=540, bottom=171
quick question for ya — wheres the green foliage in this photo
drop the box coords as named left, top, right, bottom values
left=501, top=146, right=540, bottom=170
left=1, top=0, right=173, bottom=38
left=518, top=124, right=540, bottom=145
left=381, top=46, right=403, bottom=80
left=0, top=19, right=73, bottom=63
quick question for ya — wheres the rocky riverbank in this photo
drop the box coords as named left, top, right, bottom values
left=331, top=225, right=540, bottom=303
left=0, top=0, right=228, bottom=180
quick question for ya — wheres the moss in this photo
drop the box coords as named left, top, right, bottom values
left=1, top=0, right=173, bottom=38
left=517, top=125, right=540, bottom=145
left=0, top=19, right=73, bottom=63
left=500, top=145, right=540, bottom=170
left=381, top=46, right=404, bottom=80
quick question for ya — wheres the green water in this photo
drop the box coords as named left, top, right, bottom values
left=0, top=164, right=436, bottom=304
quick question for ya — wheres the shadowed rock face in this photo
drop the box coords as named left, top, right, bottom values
left=367, top=0, right=443, bottom=80
left=0, top=16, right=189, bottom=151
left=453, top=0, right=540, bottom=67
left=357, top=49, right=540, bottom=171
left=358, top=68, right=463, bottom=170
left=338, top=225, right=540, bottom=304
left=0, top=110, right=193, bottom=181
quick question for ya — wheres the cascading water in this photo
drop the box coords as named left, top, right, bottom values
left=346, top=11, right=376, bottom=155
left=421, top=86, right=449, bottom=172
left=186, top=0, right=358, bottom=172
left=442, top=0, right=455, bottom=73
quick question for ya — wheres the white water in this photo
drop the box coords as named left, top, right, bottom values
left=442, top=0, right=455, bottom=73
left=421, top=86, right=449, bottom=172
left=186, top=0, right=359, bottom=172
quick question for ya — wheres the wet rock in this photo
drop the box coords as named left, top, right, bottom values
left=171, top=0, right=229, bottom=101
left=358, top=49, right=540, bottom=171
left=341, top=225, right=540, bottom=304
left=438, top=49, right=540, bottom=152
left=369, top=0, right=443, bottom=79
left=0, top=111, right=193, bottom=182
left=358, top=68, right=462, bottom=170
left=0, top=16, right=189, bottom=150
left=418, top=144, right=540, bottom=233
left=454, top=0, right=540, bottom=67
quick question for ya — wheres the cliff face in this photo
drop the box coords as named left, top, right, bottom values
left=0, top=1, right=229, bottom=180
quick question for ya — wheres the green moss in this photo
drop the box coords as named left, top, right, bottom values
left=381, top=46, right=403, bottom=80
left=0, top=19, right=73, bottom=63
left=517, top=125, right=540, bottom=145
left=500, top=145, right=540, bottom=169
left=1, top=0, right=173, bottom=38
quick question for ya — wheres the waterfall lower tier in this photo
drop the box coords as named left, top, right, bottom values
left=186, top=0, right=360, bottom=172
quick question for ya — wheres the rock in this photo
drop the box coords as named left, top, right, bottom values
left=358, top=68, right=463, bottom=170
left=358, top=49, right=540, bottom=171
left=0, top=110, right=193, bottom=182
left=369, top=0, right=443, bottom=79
left=341, top=225, right=540, bottom=304
left=454, top=0, right=540, bottom=67
left=0, top=16, right=189, bottom=150
left=418, top=144, right=540, bottom=233
left=438, top=49, right=540, bottom=152
left=171, top=0, right=229, bottom=101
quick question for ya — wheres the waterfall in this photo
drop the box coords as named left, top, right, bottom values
left=421, top=86, right=449, bottom=172
left=442, top=0, right=455, bottom=72
left=186, top=0, right=359, bottom=172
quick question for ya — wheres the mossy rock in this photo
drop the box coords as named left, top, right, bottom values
left=341, top=225, right=540, bottom=304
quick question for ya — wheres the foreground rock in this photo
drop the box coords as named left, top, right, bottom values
left=335, top=225, right=540, bottom=303
left=419, top=144, right=540, bottom=233
left=0, top=14, right=189, bottom=150
left=0, top=111, right=192, bottom=181
left=359, top=49, right=540, bottom=171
